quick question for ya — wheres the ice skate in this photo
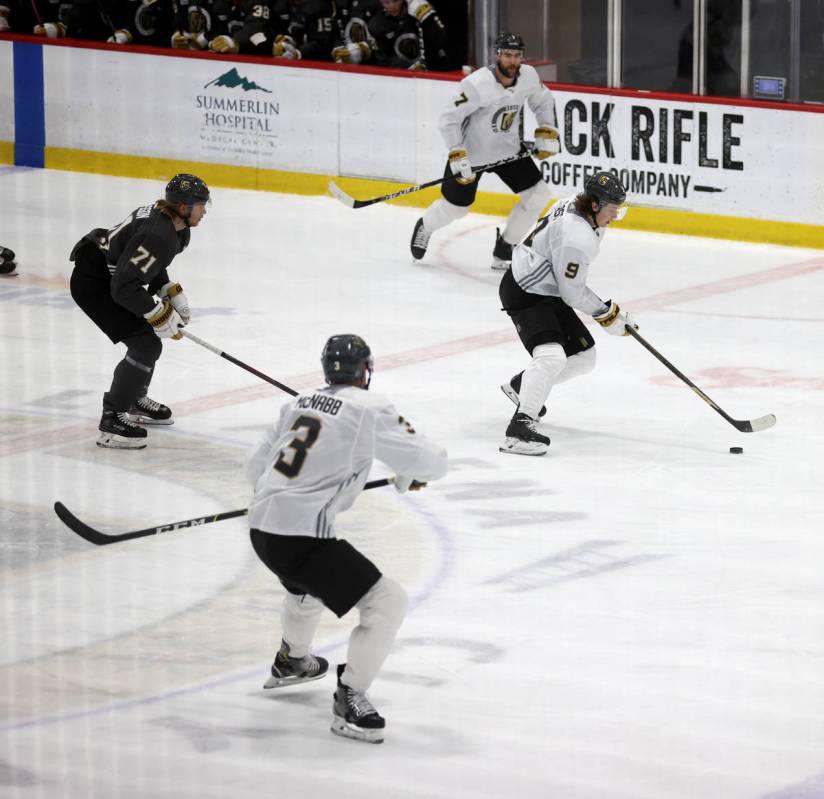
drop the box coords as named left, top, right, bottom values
left=499, top=411, right=550, bottom=456
left=410, top=218, right=431, bottom=261
left=97, top=410, right=148, bottom=449
left=490, top=228, right=512, bottom=271
left=500, top=372, right=547, bottom=418
left=0, top=247, right=17, bottom=276
left=263, top=640, right=329, bottom=689
left=330, top=664, right=385, bottom=744
left=129, top=395, right=173, bottom=425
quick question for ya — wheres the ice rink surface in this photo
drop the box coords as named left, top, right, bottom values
left=1, top=166, right=823, bottom=799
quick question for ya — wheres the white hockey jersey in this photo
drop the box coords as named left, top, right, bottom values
left=439, top=64, right=556, bottom=165
left=510, top=196, right=608, bottom=316
left=246, top=385, right=448, bottom=538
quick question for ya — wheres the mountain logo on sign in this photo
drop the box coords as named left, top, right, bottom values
left=204, top=68, right=272, bottom=93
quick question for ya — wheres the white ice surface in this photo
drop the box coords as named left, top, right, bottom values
left=1, top=167, right=823, bottom=799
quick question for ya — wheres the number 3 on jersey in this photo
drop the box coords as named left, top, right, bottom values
left=274, top=415, right=321, bottom=478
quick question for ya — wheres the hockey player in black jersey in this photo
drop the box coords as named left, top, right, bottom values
left=209, top=0, right=288, bottom=55
left=69, top=174, right=210, bottom=449
left=368, top=0, right=450, bottom=71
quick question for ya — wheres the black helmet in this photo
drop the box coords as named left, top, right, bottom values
left=321, top=334, right=374, bottom=387
left=584, top=171, right=627, bottom=206
left=165, top=173, right=210, bottom=206
left=494, top=31, right=525, bottom=54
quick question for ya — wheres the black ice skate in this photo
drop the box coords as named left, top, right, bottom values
left=500, top=411, right=550, bottom=456
left=97, top=410, right=148, bottom=449
left=500, top=371, right=547, bottom=418
left=263, top=640, right=329, bottom=689
left=490, top=228, right=512, bottom=271
left=330, top=664, right=385, bottom=744
left=0, top=247, right=17, bottom=276
left=129, top=396, right=173, bottom=425
left=410, top=218, right=431, bottom=261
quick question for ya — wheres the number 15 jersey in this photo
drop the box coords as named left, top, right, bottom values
left=246, top=384, right=448, bottom=538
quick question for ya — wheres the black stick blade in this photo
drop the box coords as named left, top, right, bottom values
left=54, top=501, right=116, bottom=546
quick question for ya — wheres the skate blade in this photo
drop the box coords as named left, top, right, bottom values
left=500, top=383, right=520, bottom=407
left=263, top=671, right=327, bottom=689
left=330, top=716, right=384, bottom=744
left=96, top=432, right=147, bottom=450
left=128, top=414, right=174, bottom=426
left=499, top=437, right=548, bottom=456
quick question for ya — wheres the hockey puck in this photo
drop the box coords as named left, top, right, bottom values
left=729, top=446, right=744, bottom=454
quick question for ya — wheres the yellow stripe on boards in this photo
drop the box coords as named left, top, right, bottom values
left=41, top=146, right=824, bottom=250
left=0, top=141, right=14, bottom=164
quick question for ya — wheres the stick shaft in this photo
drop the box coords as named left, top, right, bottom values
left=626, top=326, right=773, bottom=432
left=332, top=150, right=534, bottom=209
left=181, top=330, right=298, bottom=396
left=55, top=478, right=394, bottom=546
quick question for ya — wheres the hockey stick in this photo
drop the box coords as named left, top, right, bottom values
left=180, top=330, right=298, bottom=397
left=626, top=326, right=776, bottom=433
left=328, top=150, right=534, bottom=209
left=54, top=478, right=395, bottom=546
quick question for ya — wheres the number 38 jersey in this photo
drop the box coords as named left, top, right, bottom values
left=511, top=196, right=607, bottom=316
left=71, top=205, right=191, bottom=317
left=246, top=385, right=449, bottom=539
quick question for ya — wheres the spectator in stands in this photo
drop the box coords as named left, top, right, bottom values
left=209, top=0, right=289, bottom=55
left=368, top=0, right=450, bottom=71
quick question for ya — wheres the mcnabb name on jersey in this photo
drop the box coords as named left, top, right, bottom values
left=297, top=394, right=343, bottom=416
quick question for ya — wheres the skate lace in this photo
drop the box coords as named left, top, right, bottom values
left=413, top=224, right=431, bottom=248
left=292, top=655, right=321, bottom=676
left=136, top=396, right=162, bottom=412
left=115, top=411, right=141, bottom=428
left=347, top=691, right=378, bottom=718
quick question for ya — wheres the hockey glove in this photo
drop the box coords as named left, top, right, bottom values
left=145, top=300, right=184, bottom=340
left=209, top=35, right=239, bottom=54
left=272, top=35, right=301, bottom=59
left=107, top=29, right=133, bottom=45
left=448, top=148, right=475, bottom=185
left=593, top=301, right=639, bottom=337
left=332, top=41, right=370, bottom=64
left=158, top=282, right=190, bottom=325
left=394, top=476, right=428, bottom=493
left=33, top=21, right=66, bottom=37
left=534, top=126, right=561, bottom=159
left=407, top=0, right=435, bottom=23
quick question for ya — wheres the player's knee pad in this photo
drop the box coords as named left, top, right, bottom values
left=423, top=198, right=470, bottom=231
left=357, top=576, right=408, bottom=633
left=567, top=347, right=596, bottom=377
left=283, top=589, right=324, bottom=619
left=515, top=180, right=553, bottom=217
left=126, top=333, right=162, bottom=367
left=531, top=342, right=567, bottom=380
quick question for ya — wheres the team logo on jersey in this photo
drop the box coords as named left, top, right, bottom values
left=491, top=106, right=519, bottom=133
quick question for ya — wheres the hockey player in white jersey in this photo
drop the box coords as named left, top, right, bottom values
left=246, top=334, right=448, bottom=743
left=498, top=171, right=639, bottom=455
left=410, top=31, right=560, bottom=270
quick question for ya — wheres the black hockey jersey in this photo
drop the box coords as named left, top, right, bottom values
left=71, top=205, right=190, bottom=317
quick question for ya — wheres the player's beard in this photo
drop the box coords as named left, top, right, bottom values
left=497, top=62, right=520, bottom=80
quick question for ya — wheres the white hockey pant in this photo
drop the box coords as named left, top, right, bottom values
left=280, top=591, right=324, bottom=658
left=342, top=576, right=408, bottom=693
left=422, top=198, right=469, bottom=233
left=501, top=180, right=553, bottom=245
left=518, top=344, right=596, bottom=419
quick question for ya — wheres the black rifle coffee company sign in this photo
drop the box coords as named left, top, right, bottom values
left=541, top=93, right=747, bottom=205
